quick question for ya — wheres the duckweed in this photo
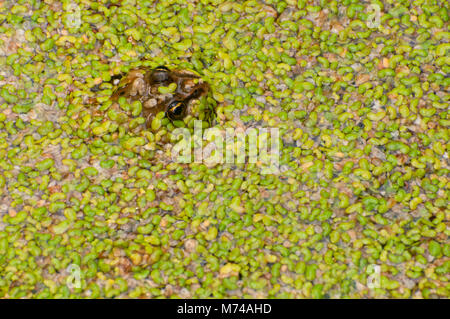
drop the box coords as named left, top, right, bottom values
left=0, top=0, right=448, bottom=300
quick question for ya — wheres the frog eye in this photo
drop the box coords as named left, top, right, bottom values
left=151, top=66, right=170, bottom=83
left=110, top=74, right=123, bottom=85
left=154, top=65, right=169, bottom=71
left=166, top=101, right=186, bottom=120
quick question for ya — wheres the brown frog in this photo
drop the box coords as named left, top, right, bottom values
left=110, top=66, right=211, bottom=127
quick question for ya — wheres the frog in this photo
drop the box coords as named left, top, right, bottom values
left=110, top=66, right=212, bottom=127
